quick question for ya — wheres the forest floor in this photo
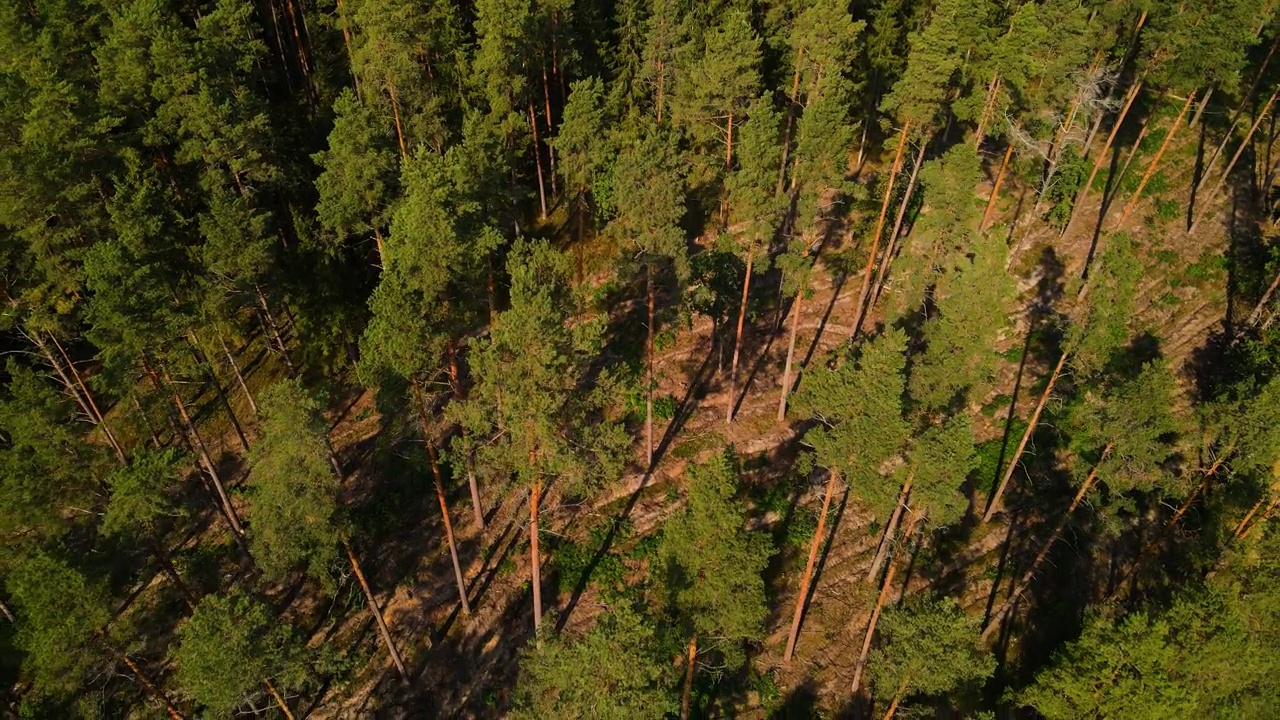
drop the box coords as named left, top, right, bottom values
left=122, top=113, right=1255, bottom=718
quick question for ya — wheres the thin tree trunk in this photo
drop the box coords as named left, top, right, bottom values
left=1117, top=89, right=1197, bottom=225
left=981, top=144, right=1015, bottom=230
left=777, top=47, right=804, bottom=195
left=851, top=123, right=911, bottom=338
left=984, top=351, right=1070, bottom=522
left=219, top=333, right=257, bottom=416
left=882, top=678, right=910, bottom=720
left=119, top=652, right=187, bottom=720
left=188, top=333, right=250, bottom=454
left=530, top=481, right=543, bottom=632
left=388, top=82, right=408, bottom=159
left=151, top=533, right=197, bottom=610
left=542, top=61, right=556, bottom=196
left=1233, top=494, right=1272, bottom=539
left=784, top=468, right=838, bottom=662
left=1112, top=113, right=1154, bottom=191
left=974, top=75, right=1002, bottom=149
left=681, top=636, right=697, bottom=720
left=0, top=600, right=13, bottom=622
left=133, top=395, right=162, bottom=449
left=1036, top=84, right=1089, bottom=212
left=264, top=680, right=295, bottom=720
left=1196, top=38, right=1277, bottom=197
left=255, top=285, right=295, bottom=376
left=1247, top=267, right=1280, bottom=327
left=776, top=286, right=804, bottom=423
left=334, top=0, right=359, bottom=95
left=871, top=140, right=927, bottom=307
left=851, top=509, right=921, bottom=695
left=1063, top=78, right=1145, bottom=236
left=429, top=442, right=470, bottom=615
left=726, top=249, right=754, bottom=424
left=160, top=365, right=244, bottom=538
left=867, top=473, right=913, bottom=583
left=372, top=226, right=386, bottom=268
left=282, top=0, right=312, bottom=92
left=342, top=539, right=408, bottom=680
left=1191, top=91, right=1277, bottom=234
left=50, top=334, right=126, bottom=461
left=530, top=103, right=548, bottom=218
left=36, top=333, right=127, bottom=463
left=1240, top=496, right=1279, bottom=539
left=646, top=263, right=655, bottom=467
left=1190, top=86, right=1214, bottom=128
left=981, top=448, right=1110, bottom=641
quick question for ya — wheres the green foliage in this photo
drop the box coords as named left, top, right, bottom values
left=660, top=453, right=772, bottom=668
left=247, top=380, right=343, bottom=589
left=868, top=595, right=993, bottom=701
left=1067, top=233, right=1143, bottom=377
left=908, top=415, right=976, bottom=528
left=172, top=592, right=308, bottom=716
left=313, top=89, right=399, bottom=251
left=514, top=603, right=676, bottom=718
left=102, top=447, right=186, bottom=537
left=6, top=553, right=111, bottom=697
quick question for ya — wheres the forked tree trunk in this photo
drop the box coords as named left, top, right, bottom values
left=867, top=473, right=914, bottom=583
left=982, top=448, right=1110, bottom=641
left=1117, top=90, right=1198, bottom=225
left=529, top=103, right=548, bottom=218
left=777, top=47, right=805, bottom=195
left=342, top=539, right=409, bottom=680
left=726, top=249, right=754, bottom=424
left=681, top=636, right=697, bottom=720
left=119, top=652, right=187, bottom=720
left=646, top=263, right=655, bottom=467
left=871, top=140, right=927, bottom=308
left=1062, top=78, right=1145, bottom=236
left=983, top=351, right=1070, bottom=522
left=776, top=281, right=805, bottom=423
left=784, top=468, right=838, bottom=662
left=219, top=333, right=257, bottom=416
left=851, top=123, right=911, bottom=338
left=530, top=481, right=543, bottom=632
left=160, top=364, right=244, bottom=538
left=1190, top=91, right=1277, bottom=234
left=851, top=509, right=921, bottom=695
left=981, top=144, right=1015, bottom=231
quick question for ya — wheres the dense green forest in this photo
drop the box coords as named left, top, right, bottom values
left=2, top=0, right=1278, bottom=716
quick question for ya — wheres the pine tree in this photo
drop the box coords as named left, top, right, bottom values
left=867, top=595, right=994, bottom=718
left=670, top=9, right=762, bottom=170
left=171, top=592, right=308, bottom=717
left=513, top=603, right=676, bottom=718
left=659, top=453, right=771, bottom=718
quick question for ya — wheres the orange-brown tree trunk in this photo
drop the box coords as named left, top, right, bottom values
left=784, top=468, right=838, bottom=662
left=218, top=333, right=258, bottom=416
left=530, top=103, right=548, bottom=218
left=882, top=678, right=909, bottom=720
left=388, top=82, right=408, bottom=159
left=530, top=482, right=543, bottom=631
left=1117, top=90, right=1197, bottom=225
left=867, top=473, right=914, bottom=582
left=119, top=652, right=187, bottom=720
left=1062, top=78, right=1144, bottom=236
left=726, top=249, right=754, bottom=424
left=681, top=635, right=697, bottom=719
left=974, top=75, right=1002, bottom=149
left=1191, top=91, right=1277, bottom=234
left=777, top=47, right=804, bottom=195
left=982, top=447, right=1110, bottom=641
left=851, top=123, right=910, bottom=338
left=646, top=264, right=655, bottom=467
left=264, top=679, right=296, bottom=720
left=983, top=351, right=1070, bottom=522
left=981, top=144, right=1015, bottom=231
left=851, top=509, right=921, bottom=695
left=871, top=140, right=928, bottom=308
left=776, top=281, right=805, bottom=423
left=343, top=539, right=409, bottom=680
left=160, top=364, right=244, bottom=538
left=1196, top=38, right=1277, bottom=196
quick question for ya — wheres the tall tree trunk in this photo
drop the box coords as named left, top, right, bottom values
left=784, top=468, right=838, bottom=662
left=342, top=539, right=409, bottom=680
left=882, top=678, right=910, bottom=720
left=387, top=82, right=408, bottom=159
left=411, top=377, right=470, bottom=614
left=726, top=249, right=754, bottom=424
left=255, top=285, right=295, bottom=376
left=1247, top=266, right=1280, bottom=327
left=264, top=680, right=295, bottom=720
left=973, top=75, right=1002, bottom=149
left=646, top=263, right=655, bottom=467
left=777, top=47, right=805, bottom=195
left=1190, top=91, right=1277, bottom=234
left=1233, top=492, right=1276, bottom=539
left=981, top=447, right=1111, bottom=641
left=984, top=351, right=1070, bottom=522
left=188, top=334, right=250, bottom=454
left=219, top=333, right=257, bottom=416
left=1063, top=78, right=1145, bottom=237
left=725, top=109, right=734, bottom=168
left=530, top=481, right=543, bottom=632
left=542, top=61, right=556, bottom=196
left=776, top=283, right=805, bottom=423
left=1117, top=90, right=1197, bottom=225
left=681, top=636, right=697, bottom=720
left=1036, top=79, right=1090, bottom=212
left=334, top=0, right=359, bottom=95
left=867, top=474, right=913, bottom=583
left=447, top=346, right=486, bottom=530
left=981, top=144, right=1015, bottom=230
left=160, top=364, right=244, bottom=538
left=150, top=533, right=198, bottom=611
left=372, top=226, right=386, bottom=268
left=529, top=103, right=548, bottom=218
left=851, top=123, right=911, bottom=338
left=35, top=333, right=126, bottom=463
left=282, top=0, right=313, bottom=93
left=1196, top=37, right=1277, bottom=197
left=119, top=652, right=187, bottom=720
left=851, top=509, right=921, bottom=695
left=1189, top=86, right=1214, bottom=128
left=871, top=140, right=927, bottom=308
left=1113, top=113, right=1154, bottom=192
